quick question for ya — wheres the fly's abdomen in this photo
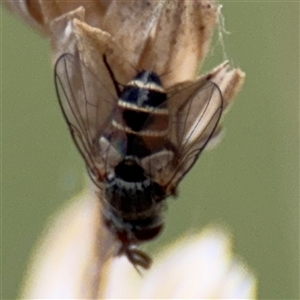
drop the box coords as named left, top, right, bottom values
left=112, top=70, right=170, bottom=155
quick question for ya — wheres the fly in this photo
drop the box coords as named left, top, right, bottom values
left=54, top=52, right=223, bottom=270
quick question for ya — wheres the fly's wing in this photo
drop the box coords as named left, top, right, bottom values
left=54, top=53, right=125, bottom=185
left=162, top=79, right=223, bottom=192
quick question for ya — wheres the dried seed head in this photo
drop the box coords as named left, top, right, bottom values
left=46, top=1, right=221, bottom=86
left=4, top=0, right=245, bottom=107
left=2, top=0, right=110, bottom=35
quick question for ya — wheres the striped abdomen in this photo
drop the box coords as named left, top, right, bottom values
left=112, top=70, right=169, bottom=157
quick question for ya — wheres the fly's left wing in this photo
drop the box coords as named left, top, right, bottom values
left=157, top=79, right=223, bottom=193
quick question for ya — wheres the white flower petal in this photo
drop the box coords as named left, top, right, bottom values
left=20, top=192, right=256, bottom=300
left=216, top=259, right=257, bottom=299
left=101, top=256, right=142, bottom=299
left=20, top=191, right=113, bottom=299
left=136, top=227, right=256, bottom=299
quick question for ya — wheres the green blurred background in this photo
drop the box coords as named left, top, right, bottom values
left=2, top=2, right=299, bottom=299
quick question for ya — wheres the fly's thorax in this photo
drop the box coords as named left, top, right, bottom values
left=104, top=158, right=167, bottom=220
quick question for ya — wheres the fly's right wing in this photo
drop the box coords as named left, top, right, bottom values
left=54, top=53, right=125, bottom=185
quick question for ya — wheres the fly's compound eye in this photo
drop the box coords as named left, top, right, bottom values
left=132, top=223, right=164, bottom=241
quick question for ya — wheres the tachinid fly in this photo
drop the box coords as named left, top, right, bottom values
left=54, top=53, right=223, bottom=269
